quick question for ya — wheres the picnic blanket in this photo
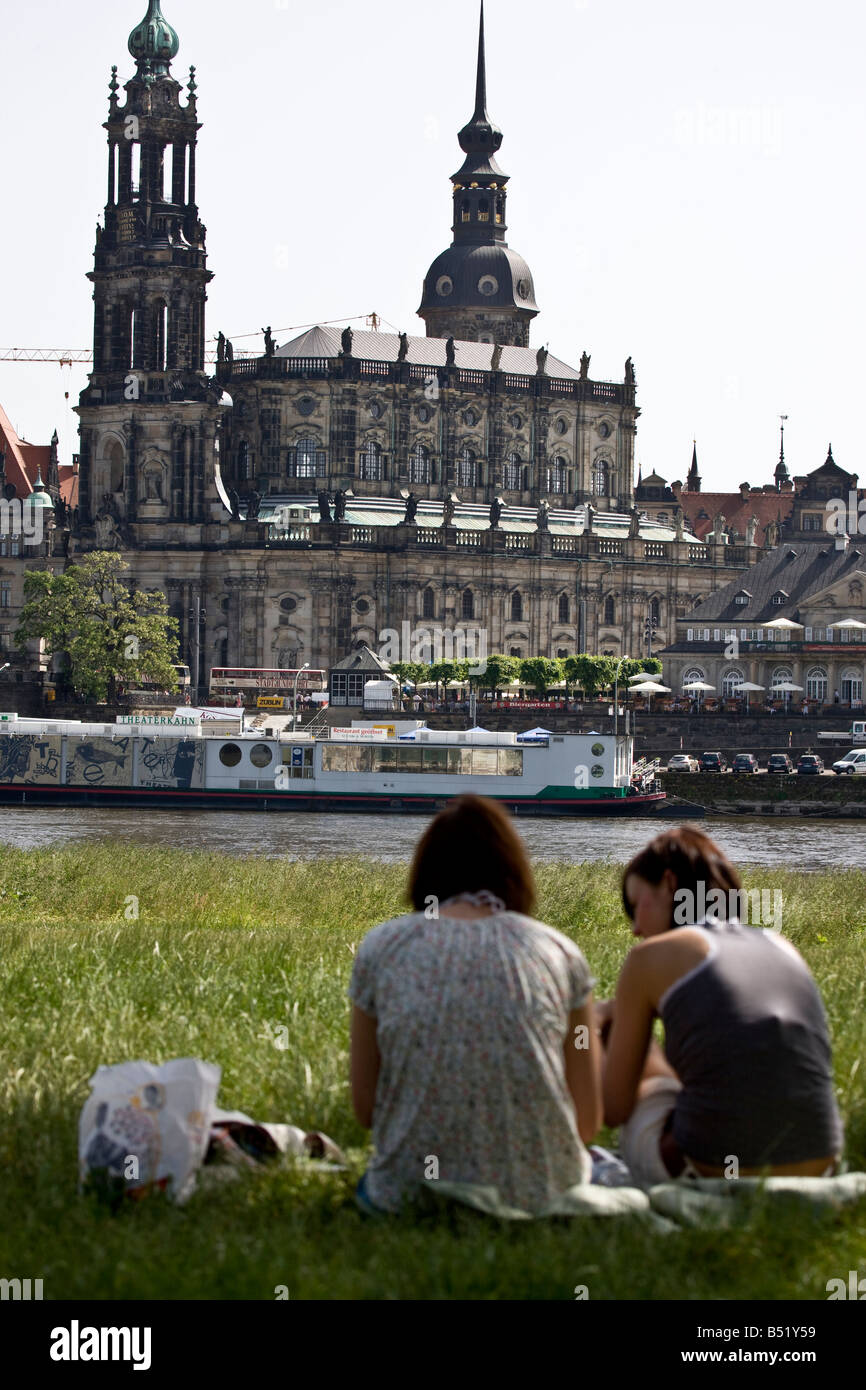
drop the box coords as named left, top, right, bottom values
left=426, top=1172, right=866, bottom=1228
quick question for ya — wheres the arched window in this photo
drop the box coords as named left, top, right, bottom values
left=358, top=441, right=383, bottom=481
left=457, top=447, right=476, bottom=489
left=291, top=438, right=324, bottom=479
left=511, top=592, right=523, bottom=622
left=422, top=587, right=435, bottom=620
left=462, top=589, right=474, bottom=620
left=408, top=444, right=431, bottom=484
left=238, top=441, right=251, bottom=481
left=504, top=452, right=522, bottom=491
left=604, top=595, right=615, bottom=625
left=461, top=199, right=471, bottom=223
left=592, top=459, right=610, bottom=496
left=558, top=594, right=570, bottom=624
left=770, top=666, right=793, bottom=691
left=495, top=195, right=505, bottom=224
left=154, top=300, right=168, bottom=371
left=547, top=458, right=568, bottom=494
left=478, top=199, right=489, bottom=223
left=682, top=666, right=706, bottom=686
left=841, top=668, right=863, bottom=703
left=806, top=666, right=828, bottom=702
left=721, top=667, right=744, bottom=697
left=650, top=597, right=661, bottom=626
left=107, top=440, right=124, bottom=494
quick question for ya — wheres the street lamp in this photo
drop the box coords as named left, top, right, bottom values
left=292, top=663, right=310, bottom=730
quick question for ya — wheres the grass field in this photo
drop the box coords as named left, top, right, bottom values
left=0, top=845, right=863, bottom=1301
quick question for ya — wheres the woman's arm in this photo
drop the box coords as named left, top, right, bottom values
left=601, top=949, right=656, bottom=1128
left=350, top=1004, right=381, bottom=1129
left=563, top=999, right=603, bottom=1144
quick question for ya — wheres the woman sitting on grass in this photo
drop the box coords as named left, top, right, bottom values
left=601, top=826, right=843, bottom=1186
left=348, top=795, right=602, bottom=1214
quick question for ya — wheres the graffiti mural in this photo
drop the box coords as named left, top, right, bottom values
left=0, top=735, right=62, bottom=785
left=66, top=736, right=133, bottom=787
left=137, top=738, right=205, bottom=790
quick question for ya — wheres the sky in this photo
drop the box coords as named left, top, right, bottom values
left=2, top=0, right=865, bottom=493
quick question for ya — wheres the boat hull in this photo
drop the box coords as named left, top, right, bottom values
left=0, top=784, right=691, bottom=817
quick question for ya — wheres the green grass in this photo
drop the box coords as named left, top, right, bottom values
left=0, top=846, right=863, bottom=1300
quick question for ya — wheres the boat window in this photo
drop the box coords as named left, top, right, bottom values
left=498, top=749, right=523, bottom=776
left=219, top=743, right=242, bottom=767
left=372, top=745, right=397, bottom=772
left=422, top=747, right=449, bottom=775
left=250, top=743, right=273, bottom=769
left=471, top=749, right=498, bottom=776
left=447, top=748, right=472, bottom=775
left=397, top=746, right=423, bottom=774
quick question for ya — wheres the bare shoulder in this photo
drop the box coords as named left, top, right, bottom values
left=623, top=928, right=714, bottom=1000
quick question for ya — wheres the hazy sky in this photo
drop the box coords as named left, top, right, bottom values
left=2, top=0, right=864, bottom=493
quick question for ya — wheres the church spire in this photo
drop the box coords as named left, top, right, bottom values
left=687, top=440, right=701, bottom=492
left=418, top=1, right=539, bottom=346
left=128, top=1, right=179, bottom=80
left=775, top=414, right=789, bottom=484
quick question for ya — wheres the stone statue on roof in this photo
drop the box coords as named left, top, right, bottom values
left=317, top=490, right=332, bottom=522
left=629, top=507, right=641, bottom=539
left=746, top=515, right=758, bottom=546
left=404, top=492, right=418, bottom=525
left=445, top=337, right=456, bottom=367
left=216, top=332, right=226, bottom=364
left=341, top=327, right=353, bottom=357
left=579, top=351, right=590, bottom=381
left=333, top=489, right=347, bottom=522
left=262, top=327, right=275, bottom=358
left=490, top=497, right=503, bottom=529
left=675, top=507, right=685, bottom=541
left=536, top=499, right=550, bottom=532
left=536, top=346, right=548, bottom=376
left=490, top=342, right=503, bottom=372
left=441, top=495, right=455, bottom=528
left=225, top=338, right=234, bottom=365
left=397, top=332, right=409, bottom=362
left=625, top=357, right=635, bottom=385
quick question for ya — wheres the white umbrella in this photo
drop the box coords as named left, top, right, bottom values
left=446, top=680, right=468, bottom=689
left=627, top=671, right=659, bottom=682
left=770, top=682, right=804, bottom=692
left=629, top=681, right=670, bottom=694
left=734, top=680, right=765, bottom=710
left=829, top=619, right=866, bottom=629
left=682, top=680, right=715, bottom=691
left=765, top=618, right=804, bottom=631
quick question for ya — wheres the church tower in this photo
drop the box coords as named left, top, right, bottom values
left=418, top=2, right=539, bottom=346
left=77, top=0, right=222, bottom=536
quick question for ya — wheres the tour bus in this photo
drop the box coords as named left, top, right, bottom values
left=208, top=667, right=328, bottom=705
left=126, top=664, right=192, bottom=700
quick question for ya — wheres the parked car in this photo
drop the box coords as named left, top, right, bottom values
left=667, top=753, right=699, bottom=773
left=699, top=751, right=727, bottom=772
left=796, top=754, right=824, bottom=775
left=767, top=753, right=795, bottom=774
left=731, top=753, right=760, bottom=775
left=832, top=749, right=866, bottom=775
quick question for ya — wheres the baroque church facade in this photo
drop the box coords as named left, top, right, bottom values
left=71, top=1, right=756, bottom=686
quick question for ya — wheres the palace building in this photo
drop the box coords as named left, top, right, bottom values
left=62, top=0, right=764, bottom=685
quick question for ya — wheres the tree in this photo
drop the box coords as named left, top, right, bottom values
left=519, top=656, right=563, bottom=695
left=564, top=654, right=617, bottom=697
left=389, top=661, right=427, bottom=688
left=16, top=552, right=180, bottom=703
left=467, top=653, right=519, bottom=691
left=622, top=657, right=662, bottom=682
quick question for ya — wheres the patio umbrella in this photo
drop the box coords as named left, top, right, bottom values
left=770, top=680, right=804, bottom=711
left=682, top=680, right=715, bottom=691
left=829, top=619, right=866, bottom=629
left=735, top=680, right=765, bottom=711
left=627, top=671, right=658, bottom=682
left=629, top=680, right=670, bottom=712
left=764, top=618, right=804, bottom=634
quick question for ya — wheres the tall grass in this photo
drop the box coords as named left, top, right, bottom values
left=0, top=847, right=863, bottom=1300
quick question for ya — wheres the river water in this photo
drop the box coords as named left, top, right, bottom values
left=0, top=806, right=863, bottom=870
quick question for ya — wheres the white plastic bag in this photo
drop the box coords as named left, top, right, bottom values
left=79, top=1058, right=221, bottom=1204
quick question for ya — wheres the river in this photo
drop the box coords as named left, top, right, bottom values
left=0, top=806, right=863, bottom=870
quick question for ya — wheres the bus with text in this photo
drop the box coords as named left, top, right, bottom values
left=208, top=667, right=327, bottom=705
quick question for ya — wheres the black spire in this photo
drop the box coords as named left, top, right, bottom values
left=687, top=440, right=701, bottom=491
left=454, top=2, right=507, bottom=192
left=775, top=414, right=789, bottom=483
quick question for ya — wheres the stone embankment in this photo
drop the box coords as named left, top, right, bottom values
left=662, top=772, right=866, bottom=818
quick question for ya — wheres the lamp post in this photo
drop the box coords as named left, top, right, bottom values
left=188, top=597, right=206, bottom=701
left=293, top=662, right=310, bottom=730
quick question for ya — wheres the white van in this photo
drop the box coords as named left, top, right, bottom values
left=831, top=749, right=866, bottom=775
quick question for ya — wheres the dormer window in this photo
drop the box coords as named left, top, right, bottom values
left=734, top=592, right=750, bottom=606
left=771, top=591, right=788, bottom=606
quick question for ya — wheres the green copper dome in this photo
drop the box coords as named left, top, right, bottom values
left=25, top=468, right=54, bottom=511
left=128, top=1, right=179, bottom=76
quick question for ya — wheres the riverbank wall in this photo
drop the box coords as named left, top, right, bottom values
left=663, top=771, right=866, bottom=818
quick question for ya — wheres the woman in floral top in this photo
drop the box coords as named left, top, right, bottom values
left=349, top=795, right=602, bottom=1214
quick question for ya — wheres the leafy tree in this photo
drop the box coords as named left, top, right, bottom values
left=467, top=653, right=519, bottom=691
left=519, top=656, right=563, bottom=695
left=389, top=661, right=427, bottom=688
left=430, top=660, right=470, bottom=690
left=564, top=654, right=617, bottom=696
left=16, top=552, right=180, bottom=703
left=622, top=657, right=662, bottom=682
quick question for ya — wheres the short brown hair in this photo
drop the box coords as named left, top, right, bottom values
left=407, top=795, right=536, bottom=916
left=621, top=825, right=742, bottom=923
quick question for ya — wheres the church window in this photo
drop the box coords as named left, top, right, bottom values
left=511, top=593, right=523, bottom=622
left=604, top=595, right=616, bottom=624
left=408, top=444, right=431, bottom=484
left=802, top=513, right=822, bottom=531
left=547, top=458, right=568, bottom=494
left=238, top=442, right=252, bottom=481
left=461, top=200, right=471, bottom=223
left=422, top=587, right=435, bottom=620
left=504, top=452, right=522, bottom=491
left=558, top=594, right=570, bottom=624
left=495, top=196, right=504, bottom=223
left=358, top=442, right=383, bottom=481
left=592, top=460, right=610, bottom=496
left=457, top=447, right=477, bottom=488
left=478, top=199, right=490, bottom=223
left=291, top=438, right=324, bottom=478
left=462, top=589, right=475, bottom=620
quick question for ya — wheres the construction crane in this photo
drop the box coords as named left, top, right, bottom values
left=0, top=313, right=390, bottom=368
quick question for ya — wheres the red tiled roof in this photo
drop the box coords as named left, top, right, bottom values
left=679, top=489, right=793, bottom=547
left=59, top=465, right=79, bottom=508
left=0, top=401, right=38, bottom=496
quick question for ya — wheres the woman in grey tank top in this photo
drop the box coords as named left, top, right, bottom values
left=598, top=826, right=843, bottom=1186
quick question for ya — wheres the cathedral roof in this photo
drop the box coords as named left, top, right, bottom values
left=276, top=326, right=577, bottom=378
